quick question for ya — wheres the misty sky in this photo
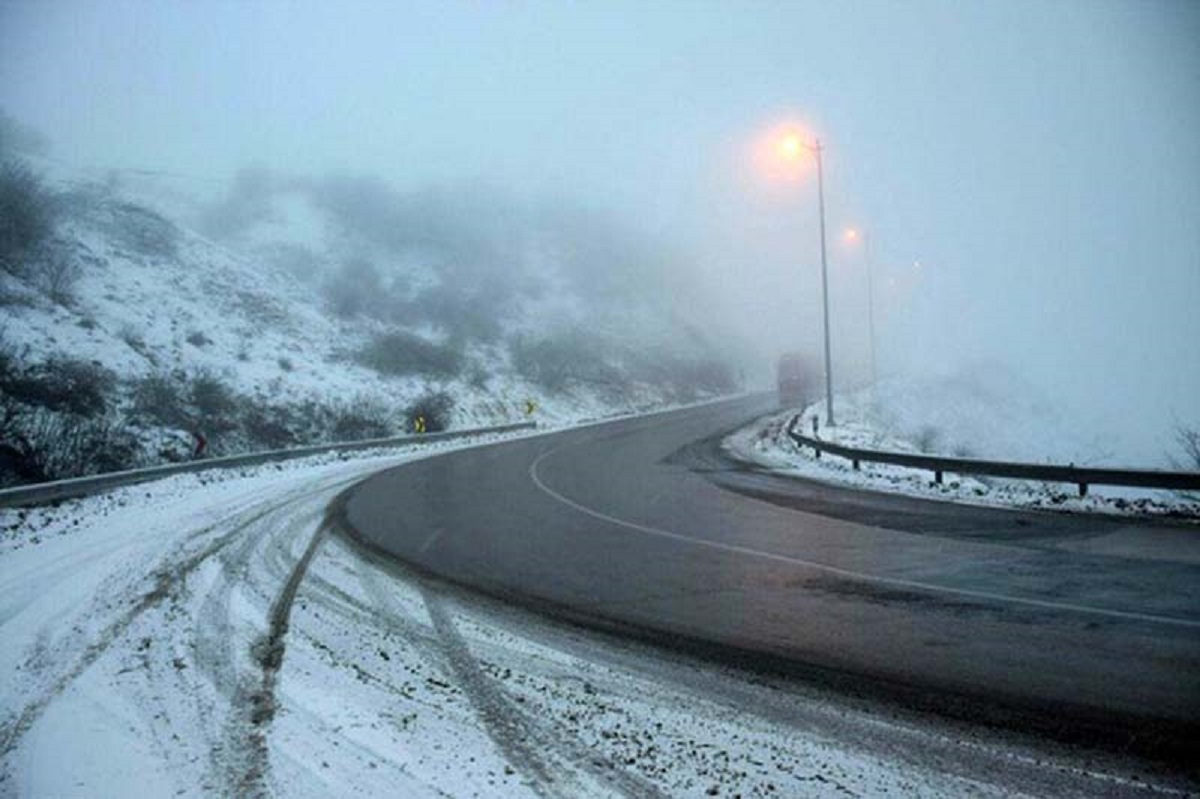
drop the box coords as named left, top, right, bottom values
left=2, top=0, right=1198, bottom=461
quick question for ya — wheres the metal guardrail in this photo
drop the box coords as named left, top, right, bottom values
left=0, top=420, right=537, bottom=509
left=785, top=416, right=1200, bottom=497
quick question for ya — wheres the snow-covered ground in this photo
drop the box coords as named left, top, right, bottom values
left=2, top=427, right=1191, bottom=798
left=725, top=383, right=1200, bottom=518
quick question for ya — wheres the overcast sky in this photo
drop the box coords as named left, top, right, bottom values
left=2, top=0, right=1197, bottom=461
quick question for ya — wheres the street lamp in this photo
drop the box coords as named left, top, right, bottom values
left=779, top=133, right=834, bottom=426
left=844, top=227, right=877, bottom=390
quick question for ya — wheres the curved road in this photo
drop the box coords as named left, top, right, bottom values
left=343, top=395, right=1200, bottom=761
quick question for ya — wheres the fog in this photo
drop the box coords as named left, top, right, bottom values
left=2, top=0, right=1197, bottom=463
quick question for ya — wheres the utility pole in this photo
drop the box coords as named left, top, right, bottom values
left=813, top=139, right=835, bottom=426
left=864, top=231, right=877, bottom=391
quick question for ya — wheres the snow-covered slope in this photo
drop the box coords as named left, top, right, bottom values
left=0, top=159, right=735, bottom=483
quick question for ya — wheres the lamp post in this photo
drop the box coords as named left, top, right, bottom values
left=781, top=133, right=834, bottom=426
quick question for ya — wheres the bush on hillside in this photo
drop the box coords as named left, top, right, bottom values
left=0, top=357, right=115, bottom=417
left=631, top=354, right=736, bottom=401
left=189, top=370, right=240, bottom=431
left=355, top=331, right=463, bottom=379
left=324, top=258, right=385, bottom=319
left=412, top=285, right=504, bottom=343
left=131, top=370, right=242, bottom=433
left=331, top=398, right=393, bottom=441
left=38, top=253, right=82, bottom=305
left=510, top=333, right=620, bottom=393
left=241, top=406, right=299, bottom=450
left=0, top=111, right=50, bottom=158
left=404, top=391, right=455, bottom=433
left=0, top=405, right=139, bottom=485
left=132, top=373, right=191, bottom=428
left=0, top=159, right=58, bottom=276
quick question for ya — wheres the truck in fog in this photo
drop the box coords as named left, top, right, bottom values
left=776, top=352, right=814, bottom=406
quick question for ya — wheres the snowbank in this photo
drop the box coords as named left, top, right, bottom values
left=726, top=383, right=1200, bottom=518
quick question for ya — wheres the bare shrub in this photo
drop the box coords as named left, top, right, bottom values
left=331, top=398, right=393, bottom=441
left=0, top=397, right=30, bottom=485
left=132, top=373, right=190, bottom=428
left=1, top=357, right=114, bottom=417
left=0, top=407, right=139, bottom=485
left=229, top=289, right=291, bottom=328
left=39, top=253, right=82, bottom=305
left=189, top=370, right=239, bottom=431
left=914, top=425, right=941, bottom=454
left=511, top=333, right=620, bottom=393
left=630, top=352, right=735, bottom=401
left=0, top=159, right=57, bottom=275
left=404, top=391, right=455, bottom=433
left=411, top=284, right=504, bottom=343
left=1175, top=426, right=1200, bottom=471
left=324, top=258, right=384, bottom=319
left=242, top=407, right=298, bottom=450
left=199, top=166, right=280, bottom=241
left=356, top=331, right=463, bottom=378
left=0, top=111, right=50, bottom=157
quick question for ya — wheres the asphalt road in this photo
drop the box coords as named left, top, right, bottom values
left=341, top=395, right=1200, bottom=761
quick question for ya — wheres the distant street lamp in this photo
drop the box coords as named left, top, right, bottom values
left=844, top=227, right=877, bottom=389
left=779, top=133, right=835, bottom=426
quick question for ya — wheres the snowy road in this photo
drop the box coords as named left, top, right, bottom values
left=1, top=427, right=1196, bottom=797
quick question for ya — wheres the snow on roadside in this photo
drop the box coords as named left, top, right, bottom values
left=0, top=425, right=968, bottom=798
left=2, top=413, right=1192, bottom=797
left=0, top=430, right=519, bottom=558
left=724, top=391, right=1200, bottom=519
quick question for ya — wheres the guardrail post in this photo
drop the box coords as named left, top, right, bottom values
left=934, top=470, right=943, bottom=485
left=853, top=459, right=860, bottom=471
left=1079, top=482, right=1088, bottom=497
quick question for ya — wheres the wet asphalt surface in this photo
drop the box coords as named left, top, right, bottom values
left=343, top=395, right=1200, bottom=762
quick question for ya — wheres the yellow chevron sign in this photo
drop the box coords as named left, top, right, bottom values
left=413, top=416, right=426, bottom=434
left=524, top=399, right=537, bottom=416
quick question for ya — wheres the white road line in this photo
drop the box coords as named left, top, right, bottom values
left=529, top=447, right=1200, bottom=630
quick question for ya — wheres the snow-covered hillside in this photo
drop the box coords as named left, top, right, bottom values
left=726, top=379, right=1200, bottom=517
left=0, top=157, right=736, bottom=485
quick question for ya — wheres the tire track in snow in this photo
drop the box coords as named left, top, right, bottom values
left=237, top=515, right=331, bottom=796
left=350, top=537, right=665, bottom=799
left=336, top=489, right=671, bottom=799
left=180, top=472, right=378, bottom=796
left=0, top=469, right=376, bottom=790
left=0, top=499, right=288, bottom=777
